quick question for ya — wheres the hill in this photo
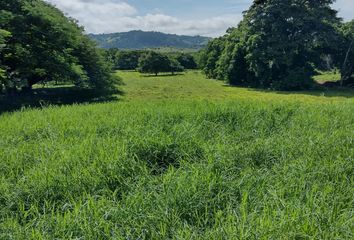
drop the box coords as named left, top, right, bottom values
left=0, top=71, right=353, bottom=238
left=88, top=30, right=211, bottom=50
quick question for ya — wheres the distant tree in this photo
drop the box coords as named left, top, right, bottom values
left=103, top=49, right=148, bottom=71
left=116, top=51, right=145, bottom=70
left=103, top=48, right=120, bottom=67
left=176, top=53, right=197, bottom=69
left=137, top=52, right=171, bottom=76
left=0, top=0, right=119, bottom=94
left=168, top=58, right=184, bottom=75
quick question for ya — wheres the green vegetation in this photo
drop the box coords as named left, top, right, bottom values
left=119, top=71, right=354, bottom=102
left=176, top=53, right=198, bottom=69
left=200, top=0, right=354, bottom=90
left=105, top=49, right=144, bottom=71
left=1, top=0, right=354, bottom=238
left=0, top=85, right=119, bottom=114
left=104, top=49, right=198, bottom=72
left=89, top=30, right=211, bottom=50
left=339, top=20, right=354, bottom=85
left=0, top=0, right=118, bottom=94
left=147, top=47, right=200, bottom=54
left=137, top=51, right=184, bottom=76
left=0, top=71, right=353, bottom=238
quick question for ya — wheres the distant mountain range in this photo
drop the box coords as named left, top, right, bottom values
left=88, top=30, right=211, bottom=50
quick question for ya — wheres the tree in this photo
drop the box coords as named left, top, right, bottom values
left=0, top=9, right=13, bottom=92
left=168, top=58, right=184, bottom=75
left=176, top=53, right=197, bottom=69
left=137, top=52, right=171, bottom=76
left=200, top=37, right=225, bottom=79
left=0, top=0, right=119, bottom=94
left=244, top=0, right=339, bottom=90
left=215, top=27, right=254, bottom=86
left=115, top=50, right=145, bottom=70
left=202, top=0, right=341, bottom=90
left=339, top=20, right=354, bottom=86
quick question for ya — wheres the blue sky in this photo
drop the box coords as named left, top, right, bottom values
left=126, top=0, right=251, bottom=17
left=46, top=0, right=354, bottom=37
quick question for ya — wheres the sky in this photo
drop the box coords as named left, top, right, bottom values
left=45, top=0, right=354, bottom=37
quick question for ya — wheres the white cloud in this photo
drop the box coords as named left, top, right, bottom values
left=45, top=0, right=242, bottom=37
left=45, top=0, right=353, bottom=37
left=46, top=0, right=137, bottom=32
left=123, top=14, right=242, bottom=37
left=48, top=0, right=137, bottom=16
left=333, top=0, right=354, bottom=21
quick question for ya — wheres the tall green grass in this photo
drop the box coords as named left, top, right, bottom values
left=0, top=71, right=353, bottom=239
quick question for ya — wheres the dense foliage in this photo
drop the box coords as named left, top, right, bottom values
left=104, top=49, right=198, bottom=72
left=104, top=49, right=146, bottom=70
left=137, top=51, right=184, bottom=75
left=201, top=0, right=344, bottom=90
left=0, top=0, right=119, bottom=94
left=338, top=20, right=354, bottom=85
left=176, top=53, right=198, bottom=69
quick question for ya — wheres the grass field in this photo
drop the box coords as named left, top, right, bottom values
left=0, top=71, right=353, bottom=239
left=313, top=71, right=341, bottom=83
left=119, top=71, right=354, bottom=102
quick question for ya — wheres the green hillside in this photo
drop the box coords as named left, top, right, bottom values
left=0, top=71, right=353, bottom=239
left=89, top=30, right=211, bottom=49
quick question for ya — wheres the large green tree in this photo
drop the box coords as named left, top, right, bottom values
left=168, top=58, right=184, bottom=75
left=339, top=20, right=354, bottom=86
left=137, top=52, right=170, bottom=76
left=115, top=50, right=145, bottom=70
left=0, top=0, right=118, bottom=94
left=202, top=0, right=341, bottom=90
left=137, top=51, right=185, bottom=76
left=200, top=37, right=226, bottom=79
left=176, top=53, right=197, bottom=69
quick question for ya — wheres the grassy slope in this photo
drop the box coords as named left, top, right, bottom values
left=120, top=71, right=354, bottom=102
left=0, top=71, right=353, bottom=239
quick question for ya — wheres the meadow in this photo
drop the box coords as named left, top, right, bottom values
left=0, top=71, right=353, bottom=239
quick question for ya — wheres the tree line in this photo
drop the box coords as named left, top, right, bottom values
left=200, top=0, right=354, bottom=90
left=0, top=0, right=119, bottom=95
left=104, top=49, right=198, bottom=75
left=1, top=0, right=353, bottom=95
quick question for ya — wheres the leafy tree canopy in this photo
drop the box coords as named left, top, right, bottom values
left=338, top=20, right=354, bottom=85
left=137, top=51, right=184, bottom=76
left=104, top=49, right=148, bottom=71
left=176, top=53, right=197, bottom=69
left=0, top=0, right=119, bottom=94
left=201, top=0, right=342, bottom=90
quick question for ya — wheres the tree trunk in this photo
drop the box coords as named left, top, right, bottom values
left=341, top=40, right=353, bottom=87
left=27, top=76, right=38, bottom=88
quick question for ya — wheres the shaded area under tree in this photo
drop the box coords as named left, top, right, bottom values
left=0, top=86, right=122, bottom=115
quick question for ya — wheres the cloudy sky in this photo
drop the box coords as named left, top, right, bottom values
left=45, top=0, right=354, bottom=37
